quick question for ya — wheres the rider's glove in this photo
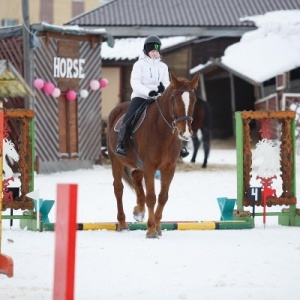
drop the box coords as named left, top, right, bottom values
left=148, top=90, right=158, bottom=97
left=157, top=82, right=165, bottom=94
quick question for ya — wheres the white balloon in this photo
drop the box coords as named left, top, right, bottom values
left=90, top=80, right=100, bottom=90
left=80, top=89, right=89, bottom=98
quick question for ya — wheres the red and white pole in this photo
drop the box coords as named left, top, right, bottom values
left=53, top=184, right=78, bottom=300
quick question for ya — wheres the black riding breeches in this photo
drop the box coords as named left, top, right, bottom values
left=122, top=97, right=146, bottom=125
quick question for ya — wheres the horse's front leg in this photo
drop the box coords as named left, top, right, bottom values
left=131, top=169, right=146, bottom=222
left=154, top=166, right=176, bottom=236
left=144, top=171, right=158, bottom=239
left=112, top=161, right=128, bottom=231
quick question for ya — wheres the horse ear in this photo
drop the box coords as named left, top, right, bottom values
left=170, top=72, right=180, bottom=86
left=189, top=73, right=200, bottom=89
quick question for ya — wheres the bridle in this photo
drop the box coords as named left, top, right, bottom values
left=154, top=89, right=195, bottom=134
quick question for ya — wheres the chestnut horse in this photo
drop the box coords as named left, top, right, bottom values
left=107, top=72, right=200, bottom=238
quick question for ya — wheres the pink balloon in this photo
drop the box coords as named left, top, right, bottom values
left=43, top=82, right=55, bottom=94
left=89, top=79, right=100, bottom=91
left=34, top=78, right=44, bottom=89
left=51, top=88, right=61, bottom=98
left=66, top=90, right=77, bottom=101
left=100, top=78, right=109, bottom=88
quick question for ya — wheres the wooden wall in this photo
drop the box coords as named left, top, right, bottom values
left=34, top=32, right=103, bottom=172
left=0, top=28, right=105, bottom=173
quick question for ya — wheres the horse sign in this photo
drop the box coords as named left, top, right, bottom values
left=3, top=138, right=19, bottom=179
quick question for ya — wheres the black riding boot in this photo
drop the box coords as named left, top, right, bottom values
left=180, top=146, right=189, bottom=158
left=115, top=125, right=128, bottom=156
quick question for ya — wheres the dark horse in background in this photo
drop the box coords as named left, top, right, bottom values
left=107, top=73, right=200, bottom=238
left=190, top=97, right=212, bottom=167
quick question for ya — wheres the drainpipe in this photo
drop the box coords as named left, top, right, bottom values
left=22, top=0, right=34, bottom=109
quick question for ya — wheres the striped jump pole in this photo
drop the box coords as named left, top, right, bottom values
left=44, top=219, right=254, bottom=232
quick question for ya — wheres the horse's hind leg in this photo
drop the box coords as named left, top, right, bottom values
left=131, top=169, right=146, bottom=222
left=191, top=133, right=200, bottom=163
left=202, top=127, right=211, bottom=168
left=111, top=158, right=128, bottom=231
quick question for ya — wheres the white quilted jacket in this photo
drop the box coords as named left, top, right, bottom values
left=130, top=54, right=170, bottom=100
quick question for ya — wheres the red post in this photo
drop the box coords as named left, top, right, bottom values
left=262, top=187, right=274, bottom=228
left=53, top=184, right=78, bottom=300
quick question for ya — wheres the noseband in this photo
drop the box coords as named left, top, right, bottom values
left=155, top=89, right=195, bottom=133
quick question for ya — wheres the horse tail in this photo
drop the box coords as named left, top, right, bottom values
left=122, top=166, right=135, bottom=190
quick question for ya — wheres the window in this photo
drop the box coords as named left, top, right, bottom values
left=1, top=19, right=18, bottom=26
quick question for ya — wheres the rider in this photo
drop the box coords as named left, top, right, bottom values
left=115, top=35, right=189, bottom=158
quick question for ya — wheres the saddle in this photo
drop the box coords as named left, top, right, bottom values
left=114, top=101, right=153, bottom=169
left=114, top=104, right=148, bottom=136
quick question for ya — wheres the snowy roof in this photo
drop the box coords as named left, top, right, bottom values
left=0, top=60, right=34, bottom=97
left=191, top=10, right=300, bottom=83
left=101, top=36, right=196, bottom=60
left=31, top=22, right=115, bottom=47
left=32, top=22, right=107, bottom=36
left=221, top=10, right=300, bottom=83
left=66, top=0, right=299, bottom=28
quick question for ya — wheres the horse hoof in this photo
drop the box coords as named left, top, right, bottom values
left=117, top=226, right=129, bottom=232
left=157, top=229, right=162, bottom=236
left=146, top=232, right=159, bottom=239
left=133, top=211, right=145, bottom=222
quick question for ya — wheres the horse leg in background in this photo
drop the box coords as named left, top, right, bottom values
left=111, top=158, right=128, bottom=231
left=132, top=169, right=146, bottom=222
left=190, top=132, right=200, bottom=163
left=144, top=168, right=159, bottom=238
left=201, top=127, right=211, bottom=168
left=154, top=166, right=176, bottom=236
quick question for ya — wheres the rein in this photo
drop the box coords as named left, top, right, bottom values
left=154, top=89, right=195, bottom=134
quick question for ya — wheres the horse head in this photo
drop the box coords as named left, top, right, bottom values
left=4, top=138, right=19, bottom=162
left=165, top=72, right=200, bottom=141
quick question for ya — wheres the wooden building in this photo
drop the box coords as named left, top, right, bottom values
left=191, top=59, right=300, bottom=138
left=0, top=23, right=113, bottom=173
left=66, top=0, right=300, bottom=139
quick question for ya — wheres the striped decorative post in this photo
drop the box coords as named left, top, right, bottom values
left=0, top=107, right=14, bottom=277
left=235, top=111, right=244, bottom=210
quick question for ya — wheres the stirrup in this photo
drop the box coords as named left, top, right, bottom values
left=116, top=144, right=126, bottom=156
left=180, top=147, right=189, bottom=158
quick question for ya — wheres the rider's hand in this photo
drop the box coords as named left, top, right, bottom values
left=157, top=82, right=165, bottom=94
left=148, top=90, right=158, bottom=97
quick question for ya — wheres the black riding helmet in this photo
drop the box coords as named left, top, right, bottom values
left=144, top=35, right=162, bottom=56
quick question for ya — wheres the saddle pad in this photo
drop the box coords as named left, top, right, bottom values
left=114, top=109, right=147, bottom=133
